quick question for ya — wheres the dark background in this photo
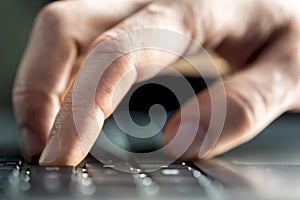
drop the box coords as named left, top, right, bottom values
left=0, top=0, right=52, bottom=156
left=0, top=0, right=51, bottom=106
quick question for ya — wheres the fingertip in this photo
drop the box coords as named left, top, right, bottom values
left=164, top=117, right=207, bottom=161
left=38, top=128, right=90, bottom=166
left=20, top=127, right=45, bottom=159
left=38, top=136, right=85, bottom=166
left=39, top=134, right=59, bottom=165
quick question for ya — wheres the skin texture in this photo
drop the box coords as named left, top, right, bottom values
left=12, top=0, right=300, bottom=165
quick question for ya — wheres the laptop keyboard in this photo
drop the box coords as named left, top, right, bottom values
left=0, top=157, right=222, bottom=199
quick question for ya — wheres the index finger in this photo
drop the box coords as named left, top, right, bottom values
left=13, top=0, right=153, bottom=159
left=39, top=0, right=194, bottom=165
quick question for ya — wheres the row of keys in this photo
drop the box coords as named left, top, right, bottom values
left=0, top=159, right=224, bottom=199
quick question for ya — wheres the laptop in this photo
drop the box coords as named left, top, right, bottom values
left=1, top=76, right=300, bottom=200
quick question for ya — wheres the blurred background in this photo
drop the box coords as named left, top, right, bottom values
left=0, top=0, right=52, bottom=107
left=0, top=0, right=52, bottom=156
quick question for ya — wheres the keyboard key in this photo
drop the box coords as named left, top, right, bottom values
left=28, top=166, right=74, bottom=195
left=0, top=159, right=22, bottom=170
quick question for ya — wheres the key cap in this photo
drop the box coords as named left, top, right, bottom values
left=147, top=166, right=206, bottom=196
left=0, top=159, right=22, bottom=170
left=28, top=166, right=74, bottom=195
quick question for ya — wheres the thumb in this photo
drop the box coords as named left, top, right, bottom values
left=164, top=52, right=298, bottom=160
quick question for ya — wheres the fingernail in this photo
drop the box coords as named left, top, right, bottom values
left=164, top=120, right=206, bottom=159
left=20, top=128, right=43, bottom=158
left=39, top=134, right=59, bottom=164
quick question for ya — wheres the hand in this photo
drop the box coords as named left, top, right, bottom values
left=13, top=0, right=300, bottom=165
left=12, top=0, right=152, bottom=162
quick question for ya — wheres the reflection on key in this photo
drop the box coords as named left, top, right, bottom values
left=134, top=173, right=160, bottom=196
left=161, top=169, right=180, bottom=175
left=80, top=175, right=96, bottom=196
left=19, top=169, right=31, bottom=191
left=43, top=172, right=61, bottom=193
left=29, top=166, right=73, bottom=195
left=144, top=182, right=160, bottom=196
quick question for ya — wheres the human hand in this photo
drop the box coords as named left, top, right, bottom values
left=13, top=0, right=300, bottom=165
left=12, top=0, right=152, bottom=162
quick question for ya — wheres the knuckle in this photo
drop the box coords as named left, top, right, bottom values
left=90, top=30, right=129, bottom=54
left=12, top=83, right=20, bottom=102
left=144, top=0, right=194, bottom=32
left=224, top=83, right=259, bottom=135
left=36, top=2, right=70, bottom=32
left=12, top=81, right=29, bottom=105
